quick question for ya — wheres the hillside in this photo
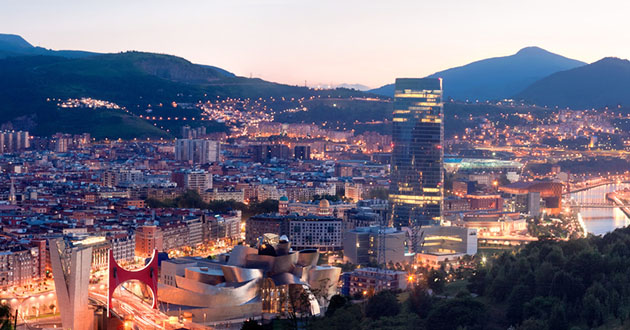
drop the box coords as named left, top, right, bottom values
left=515, top=57, right=630, bottom=109
left=0, top=33, right=377, bottom=139
left=0, top=33, right=97, bottom=58
left=369, top=47, right=585, bottom=101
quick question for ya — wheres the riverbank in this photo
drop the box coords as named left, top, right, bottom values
left=607, top=191, right=630, bottom=219
left=569, top=183, right=630, bottom=235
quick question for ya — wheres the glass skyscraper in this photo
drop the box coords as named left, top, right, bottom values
left=389, top=78, right=443, bottom=230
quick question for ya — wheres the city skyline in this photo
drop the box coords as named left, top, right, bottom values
left=3, top=0, right=630, bottom=88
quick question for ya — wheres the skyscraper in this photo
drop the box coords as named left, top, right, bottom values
left=389, top=78, right=443, bottom=233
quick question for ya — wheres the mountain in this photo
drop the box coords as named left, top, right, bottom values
left=516, top=57, right=630, bottom=109
left=333, top=83, right=371, bottom=91
left=368, top=47, right=586, bottom=101
left=0, top=34, right=369, bottom=139
left=0, top=33, right=97, bottom=58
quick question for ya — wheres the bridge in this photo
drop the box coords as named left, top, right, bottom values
left=573, top=202, right=630, bottom=209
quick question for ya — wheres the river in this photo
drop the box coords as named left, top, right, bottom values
left=569, top=183, right=630, bottom=235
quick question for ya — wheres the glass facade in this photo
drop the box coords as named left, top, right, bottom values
left=390, top=78, right=443, bottom=229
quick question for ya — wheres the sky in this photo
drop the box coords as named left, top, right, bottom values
left=2, top=0, right=630, bottom=88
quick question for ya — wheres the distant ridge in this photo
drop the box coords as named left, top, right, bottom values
left=0, top=33, right=370, bottom=139
left=368, top=47, right=586, bottom=101
left=516, top=57, right=630, bottom=109
left=0, top=33, right=98, bottom=58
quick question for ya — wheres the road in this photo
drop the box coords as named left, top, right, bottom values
left=90, top=284, right=213, bottom=330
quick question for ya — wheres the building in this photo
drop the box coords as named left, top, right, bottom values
left=344, top=182, right=362, bottom=202
left=345, top=267, right=408, bottom=296
left=203, top=187, right=245, bottom=203
left=172, top=169, right=213, bottom=193
left=202, top=212, right=241, bottom=242
left=135, top=226, right=163, bottom=258
left=181, top=125, right=207, bottom=139
left=158, top=244, right=341, bottom=323
left=49, top=239, right=93, bottom=330
left=250, top=144, right=292, bottom=162
left=343, top=226, right=412, bottom=265
left=289, top=215, right=343, bottom=251
left=417, top=226, right=477, bottom=256
left=415, top=226, right=478, bottom=269
left=0, top=131, right=29, bottom=153
left=499, top=181, right=563, bottom=215
left=102, top=169, right=145, bottom=187
left=294, top=145, right=311, bottom=160
left=343, top=206, right=384, bottom=230
left=389, top=78, right=443, bottom=230
left=246, top=214, right=343, bottom=251
left=287, top=199, right=355, bottom=218
left=175, top=139, right=220, bottom=164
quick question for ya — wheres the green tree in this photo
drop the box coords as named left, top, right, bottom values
left=325, top=295, right=347, bottom=317
left=425, top=297, right=486, bottom=330
left=506, top=285, right=532, bottom=324
left=0, top=304, right=13, bottom=330
left=365, top=290, right=400, bottom=319
left=583, top=293, right=604, bottom=327
left=427, top=269, right=446, bottom=294
left=407, top=286, right=433, bottom=318
left=548, top=303, right=568, bottom=330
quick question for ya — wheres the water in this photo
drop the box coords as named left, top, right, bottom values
left=569, top=183, right=630, bottom=235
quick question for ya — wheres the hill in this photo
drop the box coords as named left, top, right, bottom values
left=0, top=33, right=97, bottom=58
left=0, top=34, right=369, bottom=139
left=515, top=57, right=630, bottom=109
left=369, top=47, right=585, bottom=101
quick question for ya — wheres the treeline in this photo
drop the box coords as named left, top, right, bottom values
left=145, top=190, right=277, bottom=219
left=307, top=288, right=487, bottom=330
left=305, top=226, right=630, bottom=330
left=469, top=227, right=630, bottom=329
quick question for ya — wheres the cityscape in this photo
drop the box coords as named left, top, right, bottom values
left=3, top=1, right=630, bottom=330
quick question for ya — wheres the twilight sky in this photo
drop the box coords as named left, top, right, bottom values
left=2, top=0, right=630, bottom=88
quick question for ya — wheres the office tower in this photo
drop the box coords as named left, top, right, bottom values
left=175, top=139, right=220, bottom=164
left=389, top=78, right=444, bottom=234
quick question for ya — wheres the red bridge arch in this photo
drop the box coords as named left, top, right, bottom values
left=108, top=249, right=159, bottom=316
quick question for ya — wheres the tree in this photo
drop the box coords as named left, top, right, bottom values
left=365, top=290, right=400, bottom=319
left=407, top=286, right=433, bottom=318
left=425, top=297, right=486, bottom=330
left=0, top=304, right=13, bottom=330
left=325, top=295, right=347, bottom=317
left=427, top=269, right=446, bottom=294
left=280, top=285, right=313, bottom=330
left=583, top=293, right=604, bottom=327
left=506, top=285, right=531, bottom=324
left=241, top=319, right=263, bottom=330
left=548, top=303, right=568, bottom=330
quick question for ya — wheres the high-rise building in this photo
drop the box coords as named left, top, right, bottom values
left=0, top=130, right=30, bottom=153
left=181, top=125, right=207, bottom=139
left=175, top=139, right=220, bottom=164
left=389, top=78, right=444, bottom=232
left=294, top=145, right=311, bottom=160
